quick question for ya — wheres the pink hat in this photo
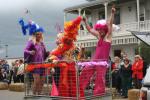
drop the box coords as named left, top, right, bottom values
left=94, top=20, right=108, bottom=34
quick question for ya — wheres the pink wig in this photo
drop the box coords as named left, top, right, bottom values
left=94, top=20, right=108, bottom=34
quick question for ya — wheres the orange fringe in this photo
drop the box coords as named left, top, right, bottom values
left=50, top=16, right=82, bottom=60
left=26, top=62, right=68, bottom=72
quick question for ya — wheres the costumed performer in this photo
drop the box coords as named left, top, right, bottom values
left=79, top=6, right=116, bottom=96
left=49, top=16, right=84, bottom=97
left=19, top=19, right=49, bottom=95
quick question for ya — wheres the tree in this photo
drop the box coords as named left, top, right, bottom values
left=135, top=42, right=150, bottom=64
left=85, top=50, right=92, bottom=58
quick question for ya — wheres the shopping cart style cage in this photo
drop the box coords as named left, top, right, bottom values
left=24, top=59, right=112, bottom=100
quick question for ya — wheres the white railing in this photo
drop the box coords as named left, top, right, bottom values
left=119, top=20, right=150, bottom=32
left=139, top=20, right=150, bottom=31
left=77, top=30, right=96, bottom=40
left=78, top=20, right=150, bottom=37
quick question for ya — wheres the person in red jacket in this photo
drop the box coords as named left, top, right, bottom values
left=132, top=55, right=143, bottom=89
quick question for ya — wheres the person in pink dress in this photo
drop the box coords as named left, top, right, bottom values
left=79, top=6, right=116, bottom=96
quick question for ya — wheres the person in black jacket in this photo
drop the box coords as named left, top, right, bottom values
left=120, top=58, right=132, bottom=98
left=0, top=68, right=4, bottom=81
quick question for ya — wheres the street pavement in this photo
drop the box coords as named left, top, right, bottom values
left=0, top=90, right=53, bottom=100
left=0, top=90, right=128, bottom=100
left=0, top=90, right=24, bottom=100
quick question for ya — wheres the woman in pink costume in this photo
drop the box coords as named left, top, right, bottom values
left=79, top=6, right=116, bottom=96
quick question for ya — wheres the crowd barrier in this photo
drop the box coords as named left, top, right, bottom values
left=24, top=59, right=112, bottom=100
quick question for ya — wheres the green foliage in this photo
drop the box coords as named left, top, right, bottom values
left=85, top=50, right=92, bottom=58
left=137, top=42, right=150, bottom=64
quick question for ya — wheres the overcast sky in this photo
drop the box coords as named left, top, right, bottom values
left=0, top=0, right=87, bottom=58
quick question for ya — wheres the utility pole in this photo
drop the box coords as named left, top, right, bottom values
left=0, top=40, right=1, bottom=48
left=5, top=44, right=8, bottom=58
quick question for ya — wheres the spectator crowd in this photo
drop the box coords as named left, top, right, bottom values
left=0, top=59, right=24, bottom=84
left=0, top=52, right=149, bottom=99
left=111, top=52, right=149, bottom=98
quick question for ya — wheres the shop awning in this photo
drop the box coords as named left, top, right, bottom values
left=129, top=31, right=150, bottom=46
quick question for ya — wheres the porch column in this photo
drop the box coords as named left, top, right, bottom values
left=136, top=0, right=141, bottom=54
left=104, top=2, right=108, bottom=20
left=136, top=0, right=140, bottom=30
left=78, top=8, right=81, bottom=16
left=78, top=8, right=82, bottom=36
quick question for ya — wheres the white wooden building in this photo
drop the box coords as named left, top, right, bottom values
left=64, top=0, right=150, bottom=61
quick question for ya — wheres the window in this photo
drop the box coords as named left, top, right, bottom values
left=87, top=16, right=93, bottom=28
left=114, top=50, right=121, bottom=58
left=114, top=8, right=120, bottom=25
left=80, top=24, right=84, bottom=30
left=99, top=11, right=105, bottom=19
left=140, top=5, right=145, bottom=21
left=140, top=13, right=144, bottom=21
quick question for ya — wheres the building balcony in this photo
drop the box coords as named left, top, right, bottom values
left=78, top=20, right=150, bottom=39
left=114, top=20, right=150, bottom=36
left=76, top=20, right=150, bottom=47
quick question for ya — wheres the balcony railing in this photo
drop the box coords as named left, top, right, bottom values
left=119, top=20, right=150, bottom=31
left=78, top=20, right=150, bottom=38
